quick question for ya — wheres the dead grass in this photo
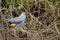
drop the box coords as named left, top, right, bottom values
left=0, top=0, right=60, bottom=40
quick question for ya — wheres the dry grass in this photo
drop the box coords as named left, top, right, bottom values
left=0, top=0, right=60, bottom=40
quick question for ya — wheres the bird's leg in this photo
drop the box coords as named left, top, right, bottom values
left=19, top=27, right=26, bottom=33
left=15, top=27, right=25, bottom=33
left=19, top=27, right=31, bottom=34
left=15, top=27, right=31, bottom=35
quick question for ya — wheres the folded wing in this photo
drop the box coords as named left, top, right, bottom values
left=8, top=12, right=26, bottom=24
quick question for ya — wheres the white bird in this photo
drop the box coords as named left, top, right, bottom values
left=8, top=12, right=26, bottom=33
left=8, top=12, right=26, bottom=27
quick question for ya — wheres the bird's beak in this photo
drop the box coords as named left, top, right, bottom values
left=9, top=24, right=16, bottom=28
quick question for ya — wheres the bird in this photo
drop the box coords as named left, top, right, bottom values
left=8, top=12, right=26, bottom=33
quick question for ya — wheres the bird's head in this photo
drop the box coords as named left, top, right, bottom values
left=22, top=12, right=25, bottom=15
left=19, top=12, right=26, bottom=17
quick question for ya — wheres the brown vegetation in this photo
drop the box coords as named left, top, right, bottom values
left=0, top=0, right=60, bottom=40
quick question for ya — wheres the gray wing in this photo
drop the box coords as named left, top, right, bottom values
left=8, top=17, right=21, bottom=24
left=8, top=15, right=26, bottom=24
left=16, top=21, right=25, bottom=27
